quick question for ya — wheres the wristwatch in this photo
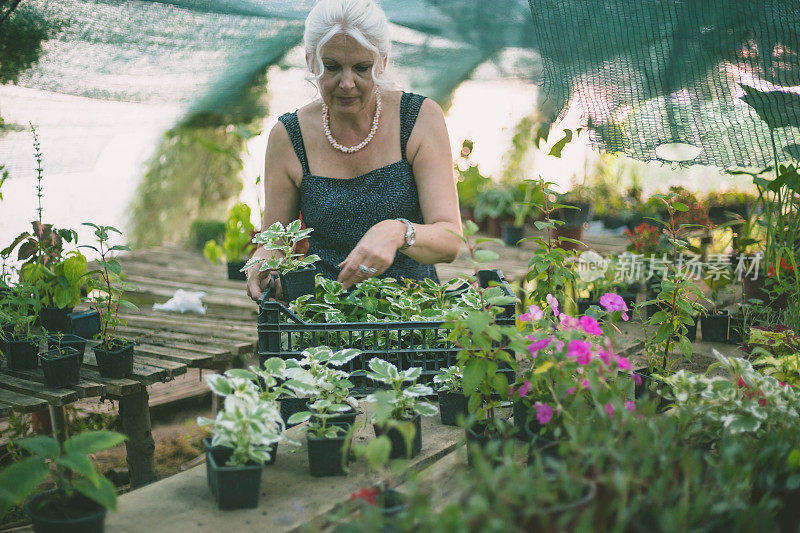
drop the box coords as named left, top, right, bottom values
left=396, top=218, right=416, bottom=250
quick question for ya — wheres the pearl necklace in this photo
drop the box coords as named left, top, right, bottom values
left=322, top=91, right=381, bottom=153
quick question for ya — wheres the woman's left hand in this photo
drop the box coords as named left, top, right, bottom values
left=338, top=219, right=405, bottom=290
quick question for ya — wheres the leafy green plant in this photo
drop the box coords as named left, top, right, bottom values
left=0, top=282, right=39, bottom=340
left=433, top=366, right=462, bottom=394
left=0, top=430, right=127, bottom=516
left=243, top=219, right=320, bottom=275
left=197, top=373, right=284, bottom=465
left=19, top=251, right=87, bottom=309
left=80, top=223, right=138, bottom=349
left=202, top=202, right=255, bottom=263
left=364, top=358, right=438, bottom=423
left=473, top=186, right=513, bottom=222
left=746, top=326, right=800, bottom=386
left=281, top=346, right=361, bottom=409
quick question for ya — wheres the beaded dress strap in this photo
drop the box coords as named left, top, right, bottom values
left=400, top=92, right=426, bottom=162
left=278, top=112, right=311, bottom=176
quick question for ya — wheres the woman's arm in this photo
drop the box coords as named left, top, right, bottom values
left=246, top=122, right=301, bottom=301
left=337, top=98, right=461, bottom=289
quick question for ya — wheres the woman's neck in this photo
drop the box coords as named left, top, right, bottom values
left=326, top=93, right=378, bottom=138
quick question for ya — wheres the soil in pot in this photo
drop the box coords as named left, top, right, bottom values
left=226, top=260, right=248, bottom=281
left=39, top=347, right=81, bottom=388
left=700, top=311, right=729, bottom=343
left=93, top=339, right=134, bottom=379
left=6, top=338, right=39, bottom=371
left=373, top=415, right=422, bottom=459
left=25, top=488, right=106, bottom=533
left=307, top=431, right=350, bottom=477
left=69, top=309, right=101, bottom=339
left=208, top=451, right=264, bottom=511
left=501, top=224, right=524, bottom=247
left=279, top=265, right=317, bottom=303
left=39, top=306, right=74, bottom=334
left=438, top=391, right=468, bottom=426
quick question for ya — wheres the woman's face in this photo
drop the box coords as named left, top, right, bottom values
left=316, top=33, right=380, bottom=114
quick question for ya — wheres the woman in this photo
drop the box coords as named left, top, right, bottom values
left=246, top=0, right=461, bottom=301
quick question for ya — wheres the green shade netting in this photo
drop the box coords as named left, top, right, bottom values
left=4, top=0, right=800, bottom=167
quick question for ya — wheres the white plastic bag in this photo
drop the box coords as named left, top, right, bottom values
left=152, top=289, right=207, bottom=314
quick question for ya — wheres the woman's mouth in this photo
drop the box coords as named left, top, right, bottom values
left=337, top=96, right=358, bottom=105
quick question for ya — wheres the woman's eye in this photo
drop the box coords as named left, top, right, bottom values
left=324, top=64, right=339, bottom=72
left=356, top=65, right=371, bottom=73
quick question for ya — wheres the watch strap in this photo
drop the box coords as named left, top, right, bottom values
left=397, top=218, right=416, bottom=250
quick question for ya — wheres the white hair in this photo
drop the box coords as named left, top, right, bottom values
left=304, top=0, right=394, bottom=90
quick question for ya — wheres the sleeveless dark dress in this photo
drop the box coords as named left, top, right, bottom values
left=278, top=92, right=439, bottom=283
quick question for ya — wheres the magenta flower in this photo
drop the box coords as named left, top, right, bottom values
left=616, top=356, right=631, bottom=370
left=579, top=315, right=603, bottom=336
left=565, top=386, right=576, bottom=396
left=559, top=313, right=580, bottom=331
left=604, top=403, right=615, bottom=417
left=535, top=402, right=553, bottom=424
left=631, top=373, right=643, bottom=386
left=518, top=379, right=533, bottom=398
left=625, top=400, right=635, bottom=412
left=581, top=379, right=591, bottom=389
left=599, top=349, right=613, bottom=366
left=546, top=293, right=559, bottom=315
left=567, top=339, right=593, bottom=365
left=600, top=293, right=628, bottom=312
left=519, top=304, right=544, bottom=322
left=528, top=336, right=553, bottom=358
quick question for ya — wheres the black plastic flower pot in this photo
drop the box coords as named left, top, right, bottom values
left=24, top=488, right=106, bottom=533
left=69, top=309, right=101, bottom=340
left=39, top=306, right=74, bottom=334
left=728, top=314, right=746, bottom=345
left=93, top=340, right=134, bottom=379
left=204, top=438, right=277, bottom=495
left=686, top=317, right=698, bottom=343
left=465, top=420, right=511, bottom=467
left=6, top=338, right=39, bottom=371
left=438, top=391, right=468, bottom=426
left=39, top=347, right=81, bottom=388
left=576, top=299, right=600, bottom=315
left=47, top=334, right=86, bottom=367
left=700, top=312, right=729, bottom=343
left=307, top=432, right=349, bottom=477
left=281, top=397, right=309, bottom=428
left=512, top=400, right=536, bottom=441
left=373, top=415, right=422, bottom=459
left=380, top=488, right=408, bottom=518
left=226, top=260, right=248, bottom=281
left=501, top=224, right=524, bottom=246
left=279, top=265, right=317, bottom=303
left=208, top=450, right=264, bottom=511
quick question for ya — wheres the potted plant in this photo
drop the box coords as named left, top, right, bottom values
left=701, top=266, right=732, bottom=343
left=501, top=181, right=538, bottom=246
left=46, top=332, right=87, bottom=367
left=433, top=366, right=467, bottom=426
left=197, top=372, right=283, bottom=510
left=288, top=397, right=355, bottom=477
left=0, top=283, right=40, bottom=371
left=81, top=223, right=139, bottom=379
left=0, top=430, right=127, bottom=532
left=244, top=219, right=320, bottom=302
left=364, top=358, right=438, bottom=459
left=202, top=202, right=256, bottom=281
left=473, top=186, right=514, bottom=238
left=39, top=345, right=81, bottom=388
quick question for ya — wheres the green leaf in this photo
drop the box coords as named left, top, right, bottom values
left=225, top=369, right=258, bottom=381
left=415, top=401, right=439, bottom=417
left=17, top=436, right=60, bottom=459
left=367, top=358, right=398, bottom=383
left=473, top=250, right=499, bottom=263
left=462, top=359, right=487, bottom=393
left=287, top=411, right=311, bottom=425
left=56, top=453, right=99, bottom=481
left=63, top=430, right=127, bottom=455
left=548, top=129, right=573, bottom=158
left=364, top=436, right=391, bottom=470
left=672, top=202, right=689, bottom=212
left=104, top=260, right=122, bottom=276
left=679, top=336, right=693, bottom=359
left=73, top=476, right=118, bottom=511
left=0, top=457, right=48, bottom=515
left=655, top=323, right=673, bottom=344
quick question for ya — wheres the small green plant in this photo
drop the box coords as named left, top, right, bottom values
left=243, top=219, right=320, bottom=275
left=0, top=283, right=39, bottom=340
left=202, top=202, right=255, bottom=264
left=19, top=251, right=87, bottom=309
left=197, top=373, right=283, bottom=465
left=0, top=430, right=127, bottom=516
left=80, top=223, right=138, bottom=349
left=364, top=358, right=438, bottom=423
left=433, top=366, right=462, bottom=394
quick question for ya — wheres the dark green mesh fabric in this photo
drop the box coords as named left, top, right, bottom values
left=527, top=0, right=800, bottom=167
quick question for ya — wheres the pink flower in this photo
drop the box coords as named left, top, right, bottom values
left=631, top=373, right=642, bottom=386
left=520, top=304, right=544, bottom=322
left=518, top=380, right=532, bottom=398
left=565, top=386, right=576, bottom=396
left=625, top=400, right=635, bottom=412
left=600, top=293, right=628, bottom=312
left=616, top=356, right=631, bottom=370
left=581, top=379, right=591, bottom=389
left=599, top=349, right=613, bottom=366
left=579, top=315, right=603, bottom=336
left=546, top=293, right=559, bottom=315
left=567, top=340, right=593, bottom=365
left=604, top=403, right=615, bottom=417
left=535, top=402, right=553, bottom=424
left=528, top=336, right=553, bottom=357
left=559, top=313, right=580, bottom=330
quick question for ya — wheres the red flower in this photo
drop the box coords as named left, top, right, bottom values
left=349, top=487, right=378, bottom=506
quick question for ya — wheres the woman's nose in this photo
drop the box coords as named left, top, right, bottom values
left=339, top=69, right=356, bottom=89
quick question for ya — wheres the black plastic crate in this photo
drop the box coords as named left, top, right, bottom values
left=257, top=270, right=516, bottom=392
